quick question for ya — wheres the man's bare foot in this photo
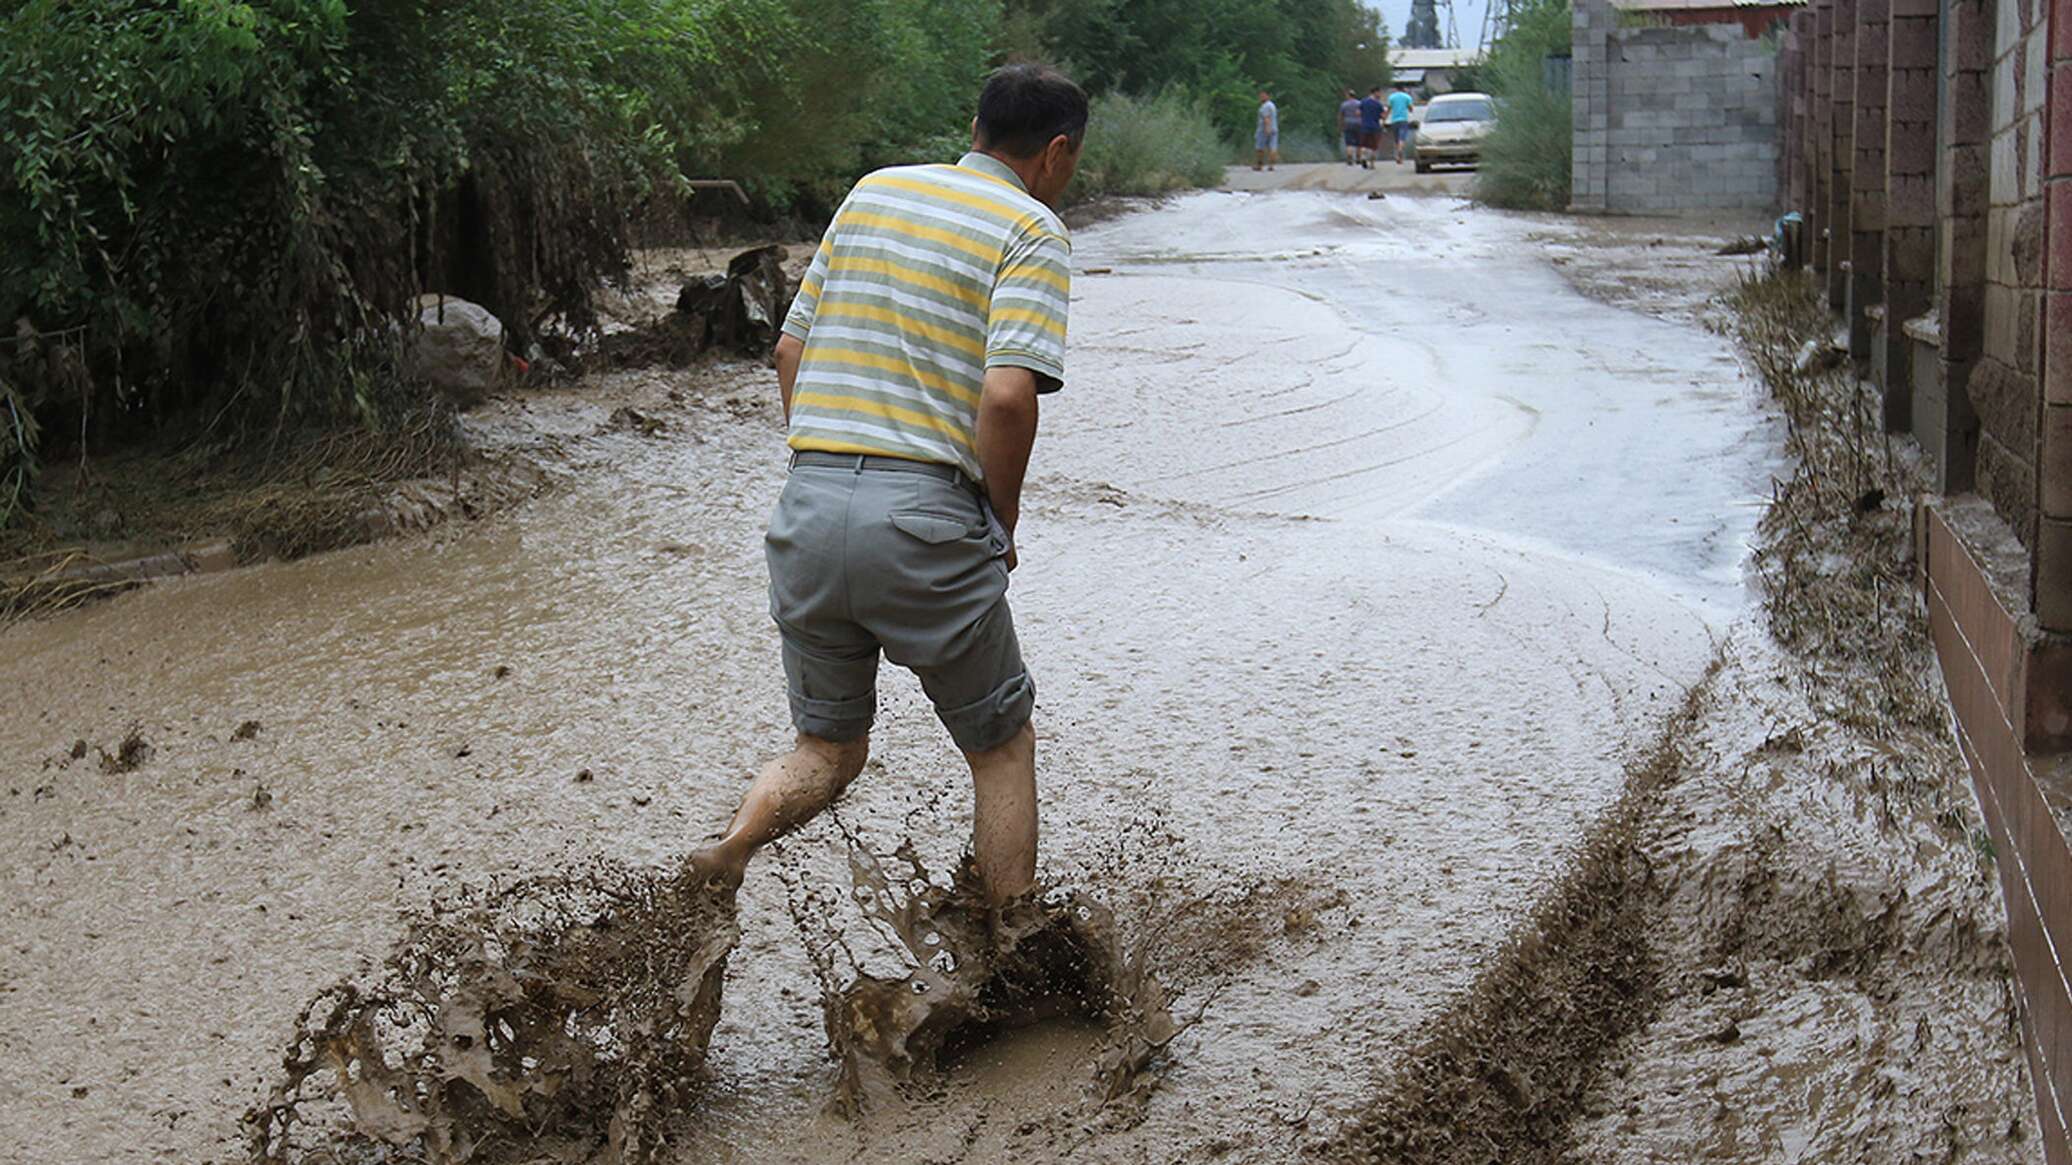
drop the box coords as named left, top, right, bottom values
left=686, top=842, right=747, bottom=894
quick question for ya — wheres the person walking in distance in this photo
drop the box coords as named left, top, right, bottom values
left=687, top=64, right=1084, bottom=907
left=1338, top=88, right=1362, bottom=165
left=1254, top=89, right=1279, bottom=171
left=1358, top=86, right=1386, bottom=169
left=1387, top=81, right=1416, bottom=165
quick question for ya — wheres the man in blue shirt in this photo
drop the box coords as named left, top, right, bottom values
left=1358, top=87, right=1385, bottom=170
left=1387, top=82, right=1416, bottom=165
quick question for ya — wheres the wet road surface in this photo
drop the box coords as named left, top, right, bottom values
left=0, top=192, right=1780, bottom=1162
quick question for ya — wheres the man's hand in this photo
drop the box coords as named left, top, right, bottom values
left=977, top=367, right=1040, bottom=569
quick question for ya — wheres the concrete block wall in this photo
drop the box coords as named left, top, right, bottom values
left=1572, top=0, right=1618, bottom=211
left=1942, top=0, right=1997, bottom=493
left=2039, top=0, right=2072, bottom=629
left=1883, top=0, right=1940, bottom=420
left=1830, top=0, right=1861, bottom=304
left=1852, top=0, right=1891, bottom=368
left=1570, top=7, right=1781, bottom=212
left=1969, top=0, right=2056, bottom=551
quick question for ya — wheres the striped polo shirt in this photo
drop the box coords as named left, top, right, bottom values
left=779, top=151, right=1071, bottom=482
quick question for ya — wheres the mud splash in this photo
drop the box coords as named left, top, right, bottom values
left=244, top=860, right=739, bottom=1165
left=793, top=837, right=1182, bottom=1118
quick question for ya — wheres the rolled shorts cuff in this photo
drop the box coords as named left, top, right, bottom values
left=936, top=670, right=1035, bottom=754
left=788, top=689, right=875, bottom=743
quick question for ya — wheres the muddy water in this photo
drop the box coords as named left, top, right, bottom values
left=0, top=193, right=1779, bottom=1163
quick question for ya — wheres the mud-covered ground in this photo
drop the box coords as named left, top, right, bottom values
left=0, top=190, right=2037, bottom=1164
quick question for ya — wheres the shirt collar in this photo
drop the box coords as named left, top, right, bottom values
left=958, top=151, right=1030, bottom=193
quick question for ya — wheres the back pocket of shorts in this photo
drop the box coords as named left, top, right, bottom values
left=889, top=512, right=981, bottom=544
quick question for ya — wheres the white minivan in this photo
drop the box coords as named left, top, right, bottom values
left=1413, top=92, right=1497, bottom=173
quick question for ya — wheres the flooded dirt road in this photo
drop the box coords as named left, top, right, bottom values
left=0, top=192, right=1781, bottom=1162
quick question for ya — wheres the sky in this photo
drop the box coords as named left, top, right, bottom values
left=1366, top=0, right=1496, bottom=53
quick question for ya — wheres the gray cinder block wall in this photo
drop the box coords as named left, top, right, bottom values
left=1571, top=0, right=1782, bottom=213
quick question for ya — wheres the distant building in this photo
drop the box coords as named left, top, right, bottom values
left=1387, top=47, right=1484, bottom=95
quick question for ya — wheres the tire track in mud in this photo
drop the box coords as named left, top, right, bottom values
left=1321, top=664, right=1713, bottom=1165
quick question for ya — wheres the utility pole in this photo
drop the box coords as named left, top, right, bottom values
left=1404, top=0, right=1443, bottom=48
left=1479, top=0, right=1513, bottom=50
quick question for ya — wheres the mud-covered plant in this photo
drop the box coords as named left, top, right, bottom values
left=1724, top=270, right=1940, bottom=736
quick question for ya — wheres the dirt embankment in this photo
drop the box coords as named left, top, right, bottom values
left=1, top=242, right=801, bottom=625
left=1321, top=271, right=2037, bottom=1164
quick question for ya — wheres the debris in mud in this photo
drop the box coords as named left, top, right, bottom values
left=97, top=725, right=151, bottom=774
left=245, top=860, right=739, bottom=1165
left=593, top=244, right=794, bottom=371
left=606, top=406, right=669, bottom=437
left=231, top=720, right=263, bottom=742
left=796, top=841, right=1183, bottom=1120
left=67, top=739, right=87, bottom=760
left=1714, top=236, right=1767, bottom=256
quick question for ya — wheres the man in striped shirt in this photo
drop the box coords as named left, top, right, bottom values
left=690, top=65, right=1084, bottom=907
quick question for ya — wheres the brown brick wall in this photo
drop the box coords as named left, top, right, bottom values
left=1925, top=503, right=2072, bottom=1164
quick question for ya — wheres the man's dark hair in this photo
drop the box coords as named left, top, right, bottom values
left=976, top=64, right=1089, bottom=158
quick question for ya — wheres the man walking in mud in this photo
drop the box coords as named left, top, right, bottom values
left=689, top=64, right=1083, bottom=908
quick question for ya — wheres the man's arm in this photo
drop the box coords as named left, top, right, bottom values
left=774, top=333, right=805, bottom=423
left=976, top=366, right=1041, bottom=570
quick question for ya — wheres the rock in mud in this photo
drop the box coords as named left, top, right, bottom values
left=816, top=843, right=1181, bottom=1116
left=245, top=859, right=739, bottom=1165
left=407, top=295, right=506, bottom=408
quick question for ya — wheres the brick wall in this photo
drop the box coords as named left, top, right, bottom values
left=1924, top=502, right=2072, bottom=1163
left=1571, top=5, right=1782, bottom=212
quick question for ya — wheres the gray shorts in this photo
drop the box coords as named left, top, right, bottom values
left=766, top=452, right=1033, bottom=753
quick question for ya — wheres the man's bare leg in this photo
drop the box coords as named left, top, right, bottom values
left=688, top=732, right=870, bottom=888
left=966, top=720, right=1037, bottom=905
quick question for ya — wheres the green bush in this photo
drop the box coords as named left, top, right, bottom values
left=1003, top=0, right=1392, bottom=146
left=0, top=0, right=1397, bottom=526
left=0, top=0, right=1003, bottom=520
left=1073, top=91, right=1226, bottom=198
left=1472, top=0, right=1575, bottom=209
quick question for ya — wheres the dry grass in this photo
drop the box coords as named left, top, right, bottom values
left=1724, top=271, right=1944, bottom=738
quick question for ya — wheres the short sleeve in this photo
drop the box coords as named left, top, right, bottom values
left=986, top=226, right=1071, bottom=393
left=782, top=220, right=837, bottom=342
